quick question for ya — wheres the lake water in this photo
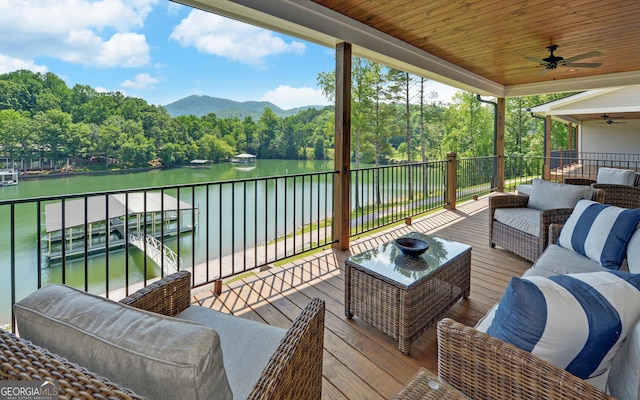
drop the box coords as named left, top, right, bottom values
left=0, top=160, right=335, bottom=325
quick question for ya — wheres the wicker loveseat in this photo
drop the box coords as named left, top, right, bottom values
left=2, top=271, right=325, bottom=400
left=441, top=200, right=640, bottom=400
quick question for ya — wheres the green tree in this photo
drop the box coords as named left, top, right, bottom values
left=96, top=116, right=124, bottom=168
left=257, top=108, right=280, bottom=158
left=120, top=134, right=155, bottom=167
left=197, top=133, right=235, bottom=162
left=313, top=136, right=325, bottom=160
left=0, top=109, right=36, bottom=168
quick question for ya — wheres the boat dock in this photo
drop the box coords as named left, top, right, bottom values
left=0, top=169, right=18, bottom=186
left=43, top=192, right=196, bottom=265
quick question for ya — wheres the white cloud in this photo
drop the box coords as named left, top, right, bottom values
left=170, top=10, right=305, bottom=69
left=120, top=73, right=160, bottom=89
left=0, top=55, right=47, bottom=74
left=0, top=0, right=155, bottom=68
left=260, top=85, right=329, bottom=110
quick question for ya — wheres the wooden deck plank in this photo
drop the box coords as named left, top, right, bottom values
left=191, top=194, right=532, bottom=399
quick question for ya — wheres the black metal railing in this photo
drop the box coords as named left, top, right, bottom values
left=1, top=171, right=336, bottom=330
left=456, top=156, right=498, bottom=202
left=10, top=151, right=634, bottom=330
left=504, top=153, right=640, bottom=191
left=350, top=160, right=448, bottom=235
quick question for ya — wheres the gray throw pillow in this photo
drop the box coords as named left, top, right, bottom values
left=14, top=284, right=232, bottom=400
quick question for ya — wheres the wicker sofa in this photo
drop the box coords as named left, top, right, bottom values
left=490, top=179, right=604, bottom=262
left=441, top=200, right=640, bottom=400
left=2, top=271, right=325, bottom=400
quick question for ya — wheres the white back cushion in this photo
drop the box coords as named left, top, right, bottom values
left=597, top=167, right=636, bottom=186
left=14, top=284, right=233, bottom=400
left=527, top=178, right=593, bottom=210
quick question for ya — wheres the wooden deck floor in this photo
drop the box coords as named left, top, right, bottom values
left=191, top=194, right=533, bottom=399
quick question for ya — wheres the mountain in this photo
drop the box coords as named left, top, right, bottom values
left=163, top=95, right=324, bottom=119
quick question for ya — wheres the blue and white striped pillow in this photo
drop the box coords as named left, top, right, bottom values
left=558, top=199, right=640, bottom=269
left=482, top=271, right=640, bottom=379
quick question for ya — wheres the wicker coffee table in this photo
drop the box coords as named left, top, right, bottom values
left=345, top=232, right=471, bottom=354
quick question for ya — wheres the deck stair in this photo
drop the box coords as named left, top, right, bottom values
left=128, top=233, right=181, bottom=275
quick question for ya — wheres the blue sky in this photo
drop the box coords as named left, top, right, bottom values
left=0, top=0, right=460, bottom=110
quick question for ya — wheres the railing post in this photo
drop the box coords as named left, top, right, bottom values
left=544, top=115, right=552, bottom=180
left=445, top=152, right=457, bottom=210
left=496, top=97, right=505, bottom=192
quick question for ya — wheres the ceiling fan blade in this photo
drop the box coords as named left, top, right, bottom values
left=563, top=62, right=602, bottom=68
left=537, top=68, right=550, bottom=76
left=562, top=51, right=603, bottom=63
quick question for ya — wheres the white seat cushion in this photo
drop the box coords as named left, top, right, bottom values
left=177, top=305, right=286, bottom=400
left=494, top=207, right=541, bottom=237
left=524, top=244, right=607, bottom=278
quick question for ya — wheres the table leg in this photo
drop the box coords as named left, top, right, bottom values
left=345, top=263, right=353, bottom=319
left=398, top=289, right=411, bottom=355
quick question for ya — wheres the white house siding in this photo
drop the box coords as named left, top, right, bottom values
left=580, top=119, right=640, bottom=156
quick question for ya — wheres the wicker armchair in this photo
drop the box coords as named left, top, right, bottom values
left=437, top=318, right=615, bottom=400
left=564, top=178, right=640, bottom=209
left=592, top=183, right=640, bottom=208
left=489, top=188, right=604, bottom=262
left=2, top=271, right=326, bottom=400
left=121, top=271, right=326, bottom=400
left=0, top=329, right=145, bottom=399
left=489, top=194, right=570, bottom=262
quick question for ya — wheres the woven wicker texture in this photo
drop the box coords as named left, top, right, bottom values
left=437, top=318, right=615, bottom=400
left=489, top=189, right=604, bottom=262
left=346, top=244, right=471, bottom=354
left=247, top=297, right=325, bottom=400
left=563, top=177, right=596, bottom=186
left=0, top=329, right=145, bottom=400
left=592, top=183, right=640, bottom=208
left=119, top=269, right=192, bottom=316
left=123, top=270, right=326, bottom=400
left=394, top=367, right=468, bottom=400
left=564, top=179, right=640, bottom=209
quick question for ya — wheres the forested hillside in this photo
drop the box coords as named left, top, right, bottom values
left=164, top=95, right=320, bottom=119
left=0, top=67, right=574, bottom=172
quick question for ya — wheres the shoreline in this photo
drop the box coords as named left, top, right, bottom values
left=18, top=166, right=162, bottom=181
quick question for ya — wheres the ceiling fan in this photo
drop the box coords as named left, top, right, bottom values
left=598, top=114, right=626, bottom=124
left=526, top=45, right=602, bottom=75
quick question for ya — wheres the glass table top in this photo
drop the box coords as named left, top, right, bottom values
left=346, top=231, right=471, bottom=287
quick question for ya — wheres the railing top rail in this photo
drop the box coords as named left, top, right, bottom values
left=0, top=169, right=339, bottom=206
left=354, top=160, right=447, bottom=173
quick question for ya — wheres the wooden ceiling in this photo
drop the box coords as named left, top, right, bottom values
left=310, top=0, right=640, bottom=88
left=178, top=0, right=640, bottom=97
